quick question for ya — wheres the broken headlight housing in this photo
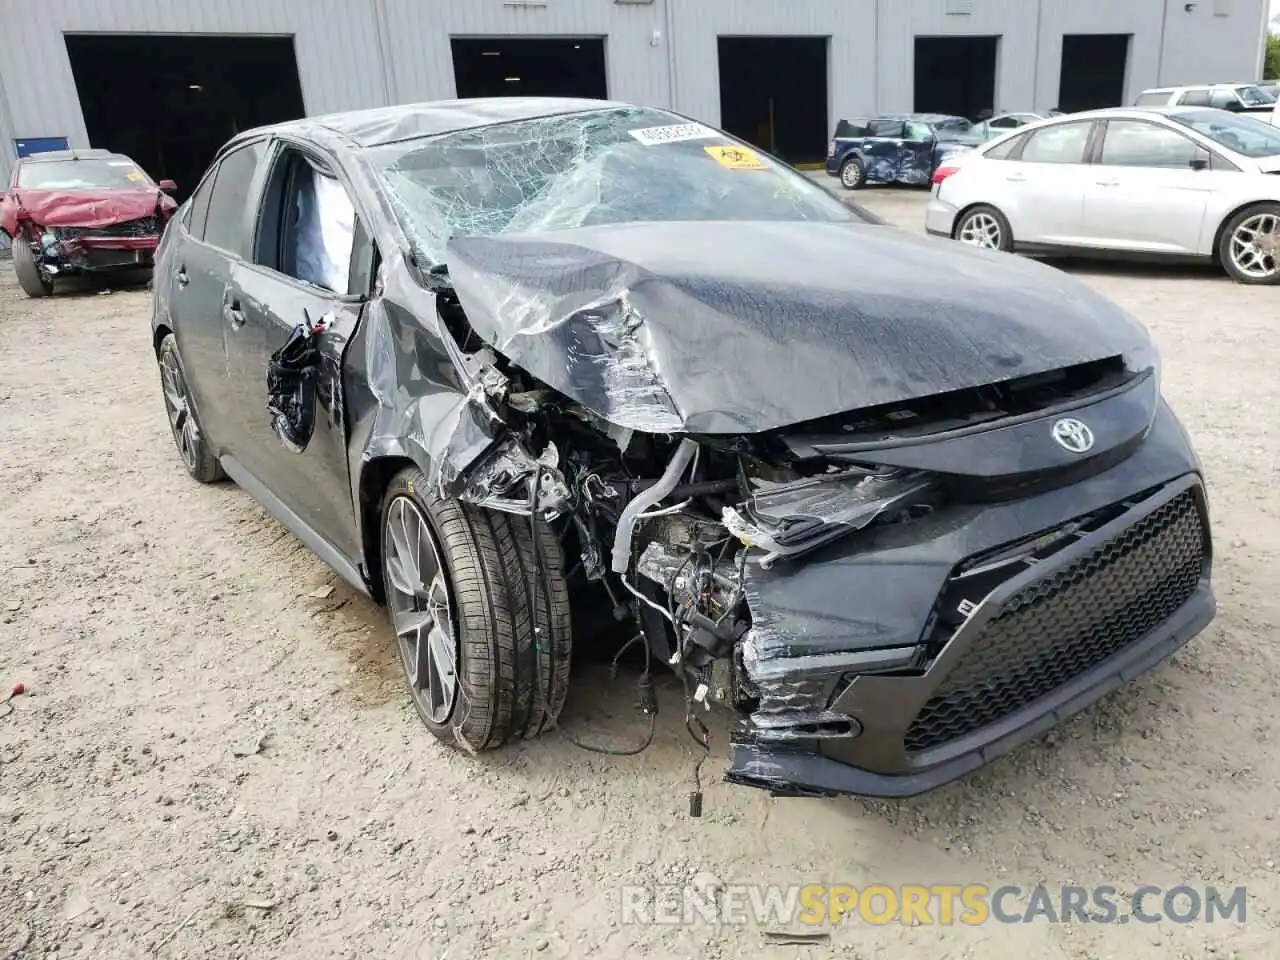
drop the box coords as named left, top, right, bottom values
left=722, top=465, right=937, bottom=568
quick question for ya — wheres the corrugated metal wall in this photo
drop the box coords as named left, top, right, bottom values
left=0, top=0, right=1270, bottom=188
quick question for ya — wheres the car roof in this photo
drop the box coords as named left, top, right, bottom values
left=19, top=148, right=123, bottom=163
left=837, top=113, right=966, bottom=124
left=257, top=97, right=637, bottom=149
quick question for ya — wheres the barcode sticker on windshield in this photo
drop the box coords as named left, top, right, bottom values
left=628, top=123, right=719, bottom=146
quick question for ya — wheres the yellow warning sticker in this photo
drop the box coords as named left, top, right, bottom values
left=125, top=170, right=144, bottom=182
left=704, top=145, right=767, bottom=171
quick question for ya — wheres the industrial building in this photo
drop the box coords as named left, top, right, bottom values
left=0, top=0, right=1270, bottom=197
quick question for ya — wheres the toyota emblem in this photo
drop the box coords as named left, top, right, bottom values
left=1051, top=418, right=1095, bottom=454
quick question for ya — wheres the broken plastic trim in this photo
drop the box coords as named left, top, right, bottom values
left=267, top=311, right=329, bottom=454
left=457, top=434, right=571, bottom=518
left=723, top=467, right=935, bottom=568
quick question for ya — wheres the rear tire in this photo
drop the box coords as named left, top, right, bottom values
left=1218, top=202, right=1280, bottom=285
left=954, top=205, right=1014, bottom=253
left=157, top=333, right=224, bottom=483
left=839, top=156, right=866, bottom=191
left=380, top=467, right=572, bottom=752
left=12, top=239, right=52, bottom=298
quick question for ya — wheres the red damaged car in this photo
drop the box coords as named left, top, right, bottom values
left=0, top=148, right=178, bottom=297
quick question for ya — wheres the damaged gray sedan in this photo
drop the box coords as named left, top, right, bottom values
left=150, top=98, right=1215, bottom=801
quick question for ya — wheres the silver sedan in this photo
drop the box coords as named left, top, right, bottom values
left=925, top=106, right=1280, bottom=284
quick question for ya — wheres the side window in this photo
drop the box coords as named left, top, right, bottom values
left=1209, top=89, right=1238, bottom=109
left=203, top=140, right=267, bottom=256
left=984, top=133, right=1027, bottom=160
left=835, top=118, right=870, bottom=138
left=868, top=120, right=906, bottom=138
left=253, top=146, right=358, bottom=295
left=1178, top=88, right=1212, bottom=106
left=1019, top=122, right=1093, bottom=164
left=1135, top=92, right=1170, bottom=106
left=1099, top=121, right=1201, bottom=169
left=989, top=116, right=1020, bottom=129
left=904, top=121, right=933, bottom=142
left=184, top=167, right=217, bottom=240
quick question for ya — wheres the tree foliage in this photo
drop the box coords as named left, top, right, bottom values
left=1266, top=34, right=1280, bottom=81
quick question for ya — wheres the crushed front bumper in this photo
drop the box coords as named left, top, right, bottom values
left=726, top=465, right=1214, bottom=799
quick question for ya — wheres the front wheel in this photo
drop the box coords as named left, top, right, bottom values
left=380, top=467, right=572, bottom=752
left=12, top=238, right=52, bottom=298
left=1219, top=203, right=1280, bottom=285
left=954, top=205, right=1013, bottom=253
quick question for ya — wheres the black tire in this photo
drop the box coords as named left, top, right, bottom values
left=1218, top=202, right=1280, bottom=285
left=839, top=156, right=867, bottom=191
left=380, top=466, right=572, bottom=751
left=953, top=204, right=1014, bottom=253
left=12, top=238, right=53, bottom=298
left=157, top=333, right=224, bottom=483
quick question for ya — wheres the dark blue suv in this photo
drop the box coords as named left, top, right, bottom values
left=826, top=114, right=988, bottom=190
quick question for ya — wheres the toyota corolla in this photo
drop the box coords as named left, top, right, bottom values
left=149, top=98, right=1215, bottom=802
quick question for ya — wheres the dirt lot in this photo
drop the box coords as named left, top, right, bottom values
left=2, top=189, right=1279, bottom=960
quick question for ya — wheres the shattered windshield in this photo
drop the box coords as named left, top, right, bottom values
left=933, top=118, right=985, bottom=142
left=371, top=107, right=867, bottom=264
left=17, top=157, right=152, bottom=190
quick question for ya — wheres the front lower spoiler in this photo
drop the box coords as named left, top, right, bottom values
left=726, top=581, right=1214, bottom=799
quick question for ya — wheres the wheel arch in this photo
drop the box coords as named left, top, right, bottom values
left=950, top=201, right=1008, bottom=240
left=356, top=454, right=420, bottom=605
left=1209, top=199, right=1280, bottom=266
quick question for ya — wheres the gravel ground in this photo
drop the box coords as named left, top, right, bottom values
left=2, top=189, right=1279, bottom=960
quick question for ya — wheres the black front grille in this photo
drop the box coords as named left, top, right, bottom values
left=55, top=216, right=159, bottom=240
left=904, top=489, right=1206, bottom=754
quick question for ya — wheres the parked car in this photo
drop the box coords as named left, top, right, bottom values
left=1134, top=83, right=1278, bottom=125
left=0, top=148, right=178, bottom=297
left=986, top=111, right=1054, bottom=131
left=927, top=106, right=1280, bottom=284
left=827, top=114, right=987, bottom=189
left=152, top=98, right=1214, bottom=800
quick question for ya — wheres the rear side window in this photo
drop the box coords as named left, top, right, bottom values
left=1177, top=89, right=1212, bottom=106
left=868, top=119, right=906, bottom=138
left=203, top=140, right=267, bottom=256
left=1020, top=121, right=1093, bottom=164
left=184, top=168, right=217, bottom=241
left=984, top=133, right=1026, bottom=160
left=835, top=118, right=870, bottom=138
left=1135, top=92, right=1171, bottom=106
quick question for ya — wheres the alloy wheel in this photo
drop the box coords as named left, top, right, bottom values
left=841, top=161, right=863, bottom=189
left=159, top=348, right=198, bottom=471
left=959, top=212, right=1002, bottom=250
left=1229, top=212, right=1280, bottom=280
left=384, top=496, right=458, bottom=725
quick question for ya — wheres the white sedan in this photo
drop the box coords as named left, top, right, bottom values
left=925, top=106, right=1280, bottom=284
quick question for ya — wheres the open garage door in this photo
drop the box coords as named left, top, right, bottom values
left=65, top=34, right=305, bottom=203
left=452, top=38, right=607, bottom=100
left=1059, top=35, right=1130, bottom=112
left=717, top=37, right=829, bottom=166
left=914, top=36, right=999, bottom=120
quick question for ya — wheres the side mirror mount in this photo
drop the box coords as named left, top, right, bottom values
left=158, top=179, right=177, bottom=193
left=1189, top=154, right=1210, bottom=172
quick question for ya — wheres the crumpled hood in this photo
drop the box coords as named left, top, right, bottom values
left=10, top=188, right=174, bottom=228
left=445, top=220, right=1151, bottom=435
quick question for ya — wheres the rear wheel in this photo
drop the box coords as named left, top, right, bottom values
left=157, top=333, right=224, bottom=483
left=954, top=205, right=1013, bottom=253
left=1219, top=203, right=1280, bottom=285
left=839, top=156, right=866, bottom=190
left=12, top=238, right=52, bottom=298
left=380, top=467, right=572, bottom=751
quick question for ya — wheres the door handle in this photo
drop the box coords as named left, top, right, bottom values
left=1095, top=180, right=1121, bottom=187
left=176, top=267, right=189, bottom=287
left=1005, top=174, right=1028, bottom=182
left=223, top=301, right=245, bottom=330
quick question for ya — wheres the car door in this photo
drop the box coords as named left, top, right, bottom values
left=902, top=121, right=939, bottom=184
left=165, top=139, right=270, bottom=448
left=995, top=119, right=1097, bottom=246
left=1080, top=119, right=1221, bottom=253
left=220, top=139, right=368, bottom=560
left=861, top=119, right=908, bottom=183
